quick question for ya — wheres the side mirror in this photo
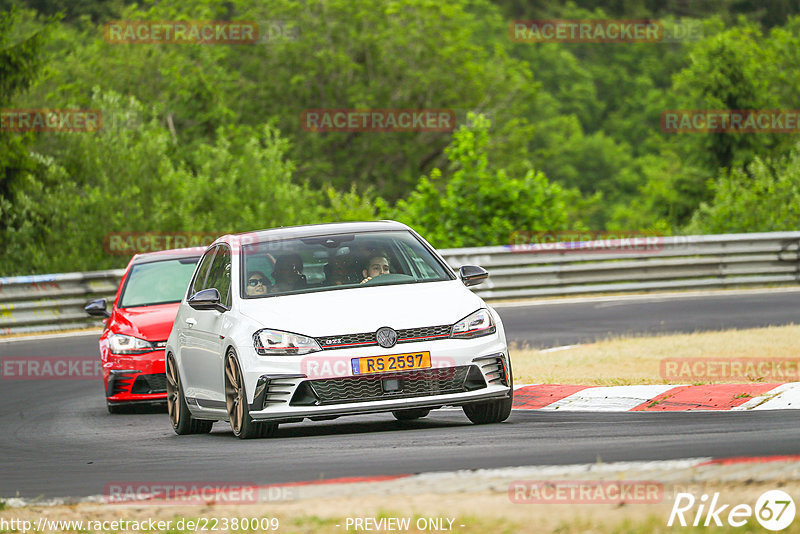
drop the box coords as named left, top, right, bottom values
left=459, top=265, right=489, bottom=287
left=85, top=298, right=111, bottom=318
left=188, top=288, right=227, bottom=312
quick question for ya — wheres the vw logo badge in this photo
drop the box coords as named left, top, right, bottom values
left=376, top=327, right=398, bottom=348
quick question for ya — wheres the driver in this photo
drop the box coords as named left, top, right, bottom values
left=360, top=254, right=390, bottom=284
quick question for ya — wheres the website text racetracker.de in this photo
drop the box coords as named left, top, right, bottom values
left=508, top=230, right=678, bottom=254
left=0, top=516, right=279, bottom=533
left=301, top=109, right=456, bottom=132
left=509, top=19, right=703, bottom=43
left=661, top=110, right=800, bottom=133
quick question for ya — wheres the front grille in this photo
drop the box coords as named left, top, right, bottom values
left=316, top=325, right=451, bottom=350
left=130, top=373, right=167, bottom=394
left=296, top=366, right=475, bottom=405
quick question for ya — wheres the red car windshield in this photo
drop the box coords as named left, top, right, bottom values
left=119, top=258, right=199, bottom=308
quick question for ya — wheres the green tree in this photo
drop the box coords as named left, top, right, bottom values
left=389, top=114, right=577, bottom=248
left=0, top=8, right=52, bottom=238
left=688, top=148, right=800, bottom=234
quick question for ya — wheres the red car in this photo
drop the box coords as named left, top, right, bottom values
left=85, top=248, right=203, bottom=413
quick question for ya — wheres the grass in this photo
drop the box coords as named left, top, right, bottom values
left=510, top=323, right=800, bottom=385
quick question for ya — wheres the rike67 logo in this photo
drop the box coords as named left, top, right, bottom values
left=668, top=490, right=796, bottom=531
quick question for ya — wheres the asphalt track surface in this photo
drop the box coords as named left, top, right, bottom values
left=2, top=290, right=800, bottom=499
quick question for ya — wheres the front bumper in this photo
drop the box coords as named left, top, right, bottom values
left=103, top=350, right=167, bottom=403
left=244, top=352, right=510, bottom=422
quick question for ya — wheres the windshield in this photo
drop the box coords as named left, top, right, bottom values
left=119, top=257, right=200, bottom=308
left=241, top=230, right=452, bottom=298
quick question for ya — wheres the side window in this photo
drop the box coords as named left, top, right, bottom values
left=190, top=246, right=217, bottom=296
left=397, top=242, right=438, bottom=279
left=206, top=246, right=232, bottom=308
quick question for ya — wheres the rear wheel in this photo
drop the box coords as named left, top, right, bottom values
left=392, top=408, right=430, bottom=421
left=225, top=350, right=277, bottom=439
left=463, top=359, right=513, bottom=424
left=166, top=355, right=213, bottom=435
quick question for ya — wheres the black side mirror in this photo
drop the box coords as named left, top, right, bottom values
left=188, top=288, right=227, bottom=312
left=85, top=298, right=111, bottom=318
left=459, top=265, right=489, bottom=287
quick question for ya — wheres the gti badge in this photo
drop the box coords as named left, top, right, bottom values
left=376, top=327, right=398, bottom=348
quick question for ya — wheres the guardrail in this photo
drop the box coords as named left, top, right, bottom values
left=2, top=231, right=799, bottom=335
left=0, top=271, right=124, bottom=335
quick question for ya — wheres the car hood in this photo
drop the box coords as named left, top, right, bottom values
left=109, top=302, right=181, bottom=341
left=238, top=280, right=484, bottom=336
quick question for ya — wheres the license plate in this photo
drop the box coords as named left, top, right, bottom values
left=351, top=351, right=431, bottom=375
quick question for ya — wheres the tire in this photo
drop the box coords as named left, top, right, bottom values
left=463, top=359, right=514, bottom=425
left=166, top=355, right=213, bottom=435
left=224, top=350, right=278, bottom=439
left=392, top=408, right=430, bottom=421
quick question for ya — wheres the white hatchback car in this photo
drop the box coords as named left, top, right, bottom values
left=165, top=221, right=513, bottom=438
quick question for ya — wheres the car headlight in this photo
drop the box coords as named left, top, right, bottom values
left=451, top=309, right=496, bottom=339
left=108, top=334, right=158, bottom=354
left=253, top=329, right=321, bottom=355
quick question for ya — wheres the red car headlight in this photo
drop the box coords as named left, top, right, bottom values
left=108, top=334, right=158, bottom=355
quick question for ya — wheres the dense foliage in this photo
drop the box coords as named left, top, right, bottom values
left=2, top=0, right=800, bottom=274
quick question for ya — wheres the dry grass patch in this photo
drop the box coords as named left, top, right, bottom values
left=510, top=324, right=800, bottom=385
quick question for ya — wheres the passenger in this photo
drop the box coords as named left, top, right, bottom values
left=360, top=254, right=390, bottom=284
left=326, top=255, right=360, bottom=286
left=245, top=270, right=269, bottom=296
left=271, top=254, right=306, bottom=293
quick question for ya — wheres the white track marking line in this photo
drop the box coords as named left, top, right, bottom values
left=537, top=344, right=582, bottom=353
left=540, top=384, right=675, bottom=411
left=733, top=382, right=800, bottom=410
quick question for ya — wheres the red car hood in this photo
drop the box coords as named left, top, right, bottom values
left=109, top=302, right=181, bottom=342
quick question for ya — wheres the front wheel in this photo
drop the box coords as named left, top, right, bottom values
left=166, top=355, right=213, bottom=435
left=225, top=350, right=277, bottom=439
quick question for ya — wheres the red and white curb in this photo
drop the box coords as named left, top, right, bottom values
left=513, top=382, right=800, bottom=411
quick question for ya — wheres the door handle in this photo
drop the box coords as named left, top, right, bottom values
left=185, top=318, right=197, bottom=328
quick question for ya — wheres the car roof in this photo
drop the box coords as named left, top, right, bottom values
left=216, top=220, right=413, bottom=245
left=131, top=246, right=205, bottom=265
